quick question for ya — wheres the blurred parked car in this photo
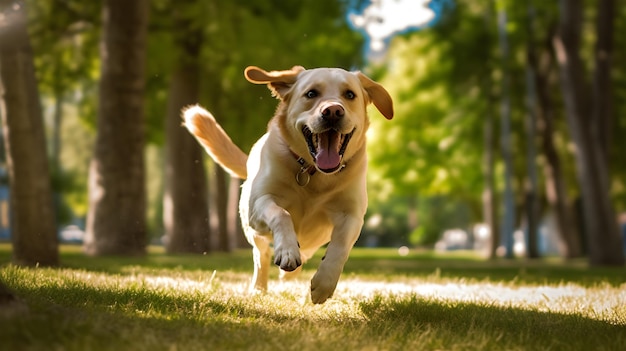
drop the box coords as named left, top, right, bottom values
left=59, top=225, right=85, bottom=243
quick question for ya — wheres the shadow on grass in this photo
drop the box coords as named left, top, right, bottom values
left=1, top=281, right=342, bottom=350
left=359, top=295, right=626, bottom=350
left=2, top=276, right=625, bottom=351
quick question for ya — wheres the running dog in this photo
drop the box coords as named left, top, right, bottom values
left=183, top=66, right=393, bottom=303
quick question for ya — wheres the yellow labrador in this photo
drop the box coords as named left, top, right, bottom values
left=183, top=66, right=393, bottom=303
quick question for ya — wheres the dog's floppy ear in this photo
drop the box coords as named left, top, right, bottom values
left=356, top=72, right=394, bottom=120
left=244, top=66, right=305, bottom=100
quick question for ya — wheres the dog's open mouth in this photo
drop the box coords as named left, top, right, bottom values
left=302, top=126, right=354, bottom=174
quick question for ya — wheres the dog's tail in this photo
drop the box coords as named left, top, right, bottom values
left=182, top=105, right=248, bottom=179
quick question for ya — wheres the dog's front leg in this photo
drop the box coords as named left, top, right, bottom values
left=310, top=215, right=363, bottom=304
left=250, top=196, right=302, bottom=272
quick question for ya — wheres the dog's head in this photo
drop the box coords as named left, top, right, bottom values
left=245, top=66, right=393, bottom=174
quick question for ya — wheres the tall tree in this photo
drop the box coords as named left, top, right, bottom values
left=229, top=177, right=246, bottom=248
left=496, top=1, right=515, bottom=258
left=162, top=1, right=210, bottom=254
left=553, top=0, right=623, bottom=265
left=528, top=19, right=582, bottom=258
left=592, top=0, right=614, bottom=161
left=522, top=1, right=540, bottom=259
left=0, top=0, right=58, bottom=266
left=210, top=167, right=229, bottom=251
left=483, top=105, right=499, bottom=258
left=84, top=0, right=149, bottom=255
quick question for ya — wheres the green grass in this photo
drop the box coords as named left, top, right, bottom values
left=1, top=243, right=625, bottom=350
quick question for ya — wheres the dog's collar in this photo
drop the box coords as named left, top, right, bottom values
left=290, top=150, right=317, bottom=186
left=290, top=150, right=347, bottom=186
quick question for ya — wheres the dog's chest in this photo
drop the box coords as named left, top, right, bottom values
left=284, top=191, right=333, bottom=228
left=290, top=203, right=334, bottom=248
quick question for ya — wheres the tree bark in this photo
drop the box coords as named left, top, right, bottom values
left=0, top=0, right=58, bottom=266
left=211, top=166, right=230, bottom=251
left=553, top=0, right=623, bottom=265
left=228, top=176, right=247, bottom=248
left=483, top=109, right=499, bottom=259
left=523, top=3, right=540, bottom=258
left=592, top=0, right=614, bottom=161
left=523, top=60, right=539, bottom=258
left=163, top=3, right=210, bottom=254
left=530, top=25, right=582, bottom=258
left=497, top=5, right=515, bottom=258
left=84, top=0, right=149, bottom=256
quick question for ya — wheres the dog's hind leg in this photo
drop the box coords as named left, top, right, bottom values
left=250, top=234, right=271, bottom=292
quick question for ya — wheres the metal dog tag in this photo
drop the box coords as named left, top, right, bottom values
left=295, top=168, right=310, bottom=187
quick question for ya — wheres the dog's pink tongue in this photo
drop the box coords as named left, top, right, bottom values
left=315, top=131, right=341, bottom=171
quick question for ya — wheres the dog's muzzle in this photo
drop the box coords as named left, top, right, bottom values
left=302, top=125, right=354, bottom=174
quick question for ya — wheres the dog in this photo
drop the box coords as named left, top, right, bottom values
left=183, top=66, right=393, bottom=304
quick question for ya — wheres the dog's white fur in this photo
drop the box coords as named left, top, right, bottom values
left=183, top=66, right=393, bottom=304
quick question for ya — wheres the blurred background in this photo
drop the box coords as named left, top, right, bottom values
left=0, top=0, right=624, bottom=266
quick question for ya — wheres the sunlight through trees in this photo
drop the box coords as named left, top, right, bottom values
left=0, top=0, right=624, bottom=266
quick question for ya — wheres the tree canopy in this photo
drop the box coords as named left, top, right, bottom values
left=1, top=0, right=624, bottom=264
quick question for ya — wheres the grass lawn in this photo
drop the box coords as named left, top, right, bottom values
left=1, top=243, right=625, bottom=350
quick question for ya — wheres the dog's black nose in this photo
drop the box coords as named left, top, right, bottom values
left=321, top=103, right=345, bottom=121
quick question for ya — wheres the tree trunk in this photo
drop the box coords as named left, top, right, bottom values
left=84, top=0, right=149, bottom=256
left=212, top=166, right=230, bottom=251
left=0, top=0, right=58, bottom=266
left=228, top=176, right=247, bottom=248
left=497, top=4, right=515, bottom=258
left=522, top=1, right=540, bottom=259
left=592, top=0, right=613, bottom=161
left=483, top=110, right=499, bottom=259
left=163, top=3, right=210, bottom=254
left=553, top=0, right=623, bottom=265
left=51, top=90, right=62, bottom=175
left=524, top=62, right=539, bottom=258
left=531, top=25, right=582, bottom=258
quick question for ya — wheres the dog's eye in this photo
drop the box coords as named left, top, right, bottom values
left=305, top=90, right=318, bottom=99
left=345, top=90, right=356, bottom=100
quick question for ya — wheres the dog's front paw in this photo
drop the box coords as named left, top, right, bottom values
left=273, top=245, right=302, bottom=272
left=310, top=270, right=338, bottom=304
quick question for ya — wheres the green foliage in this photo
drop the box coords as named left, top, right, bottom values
left=194, top=0, right=365, bottom=152
left=27, top=0, right=100, bottom=127
left=361, top=195, right=411, bottom=246
left=408, top=196, right=473, bottom=245
left=365, top=0, right=626, bottom=245
left=26, top=0, right=364, bottom=232
left=142, top=0, right=364, bottom=150
left=24, top=0, right=101, bottom=221
left=365, top=2, right=497, bottom=242
left=21, top=0, right=626, bottom=242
